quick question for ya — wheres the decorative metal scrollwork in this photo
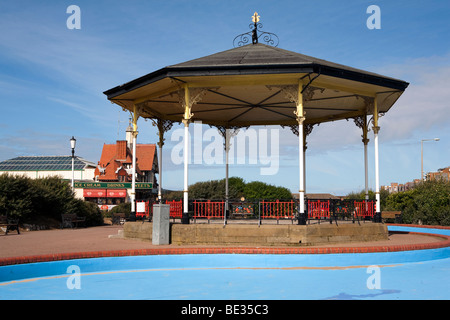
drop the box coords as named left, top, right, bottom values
left=233, top=12, right=279, bottom=47
left=151, top=117, right=174, bottom=148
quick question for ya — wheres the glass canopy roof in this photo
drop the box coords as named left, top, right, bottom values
left=0, top=156, right=94, bottom=171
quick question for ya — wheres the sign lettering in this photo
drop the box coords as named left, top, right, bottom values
left=74, top=182, right=153, bottom=189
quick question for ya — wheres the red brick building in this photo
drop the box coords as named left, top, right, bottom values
left=382, top=166, right=449, bottom=194
left=78, top=125, right=159, bottom=210
left=94, top=140, right=158, bottom=184
left=427, top=167, right=450, bottom=182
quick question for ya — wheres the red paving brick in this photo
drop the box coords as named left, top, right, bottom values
left=0, top=224, right=449, bottom=266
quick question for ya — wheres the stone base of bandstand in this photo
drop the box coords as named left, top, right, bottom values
left=123, top=221, right=388, bottom=246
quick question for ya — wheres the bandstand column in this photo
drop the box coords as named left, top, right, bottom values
left=354, top=109, right=371, bottom=211
left=372, top=96, right=381, bottom=222
left=153, top=118, right=173, bottom=204
left=296, top=83, right=306, bottom=225
left=130, top=105, right=139, bottom=221
left=157, top=140, right=163, bottom=203
left=362, top=114, right=370, bottom=217
left=303, top=124, right=315, bottom=198
left=182, top=84, right=192, bottom=224
left=178, top=85, right=208, bottom=224
left=357, top=113, right=370, bottom=201
left=225, top=130, right=230, bottom=225
left=364, top=135, right=369, bottom=201
left=224, top=127, right=239, bottom=226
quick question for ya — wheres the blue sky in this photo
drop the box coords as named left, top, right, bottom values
left=0, top=0, right=448, bottom=195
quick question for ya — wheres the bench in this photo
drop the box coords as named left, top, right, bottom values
left=61, top=214, right=86, bottom=229
left=0, top=216, right=20, bottom=235
left=111, top=213, right=126, bottom=225
left=381, top=211, right=402, bottom=223
left=231, top=203, right=254, bottom=219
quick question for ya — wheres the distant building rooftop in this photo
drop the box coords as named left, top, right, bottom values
left=94, top=141, right=157, bottom=182
left=0, top=156, right=96, bottom=172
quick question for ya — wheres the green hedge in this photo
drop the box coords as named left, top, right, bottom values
left=0, top=174, right=103, bottom=226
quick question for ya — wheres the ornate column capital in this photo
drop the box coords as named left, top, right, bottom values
left=181, top=118, right=190, bottom=127
left=372, top=125, right=380, bottom=134
left=294, top=110, right=306, bottom=125
left=178, top=86, right=218, bottom=121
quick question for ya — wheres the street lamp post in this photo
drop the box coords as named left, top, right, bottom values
left=421, top=138, right=439, bottom=181
left=70, top=136, right=76, bottom=189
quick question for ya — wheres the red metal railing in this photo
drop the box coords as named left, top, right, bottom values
left=166, top=200, right=183, bottom=219
left=193, top=200, right=224, bottom=220
left=260, top=200, right=296, bottom=220
left=354, top=201, right=376, bottom=219
left=308, top=200, right=330, bottom=219
left=159, top=198, right=376, bottom=222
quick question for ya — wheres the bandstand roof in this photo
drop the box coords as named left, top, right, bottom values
left=104, top=43, right=409, bottom=127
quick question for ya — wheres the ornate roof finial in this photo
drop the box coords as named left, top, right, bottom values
left=251, top=12, right=260, bottom=44
left=233, top=11, right=279, bottom=47
left=252, top=12, right=260, bottom=24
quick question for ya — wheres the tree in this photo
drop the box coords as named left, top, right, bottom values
left=30, top=176, right=74, bottom=220
left=0, top=174, right=33, bottom=218
left=164, top=177, right=291, bottom=201
left=187, top=177, right=246, bottom=200
left=243, top=181, right=292, bottom=200
left=384, top=180, right=450, bottom=226
left=346, top=188, right=389, bottom=210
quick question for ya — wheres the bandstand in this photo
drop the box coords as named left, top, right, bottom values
left=103, top=13, right=409, bottom=228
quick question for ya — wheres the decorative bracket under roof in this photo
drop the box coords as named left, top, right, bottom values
left=233, top=12, right=279, bottom=47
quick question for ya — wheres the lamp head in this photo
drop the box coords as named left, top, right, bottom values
left=70, top=136, right=76, bottom=150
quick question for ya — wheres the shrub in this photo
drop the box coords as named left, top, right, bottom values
left=66, top=199, right=104, bottom=226
left=0, top=174, right=104, bottom=226
left=109, top=202, right=131, bottom=218
left=384, top=180, right=450, bottom=226
left=30, top=176, right=75, bottom=220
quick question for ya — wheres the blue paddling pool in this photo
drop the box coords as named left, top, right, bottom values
left=1, top=225, right=449, bottom=300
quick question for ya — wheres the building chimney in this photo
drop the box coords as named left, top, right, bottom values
left=117, top=140, right=127, bottom=160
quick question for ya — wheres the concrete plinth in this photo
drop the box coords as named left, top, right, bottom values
left=152, top=204, right=170, bottom=245
left=123, top=221, right=388, bottom=246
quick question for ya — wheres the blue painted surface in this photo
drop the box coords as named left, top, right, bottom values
left=388, top=225, right=450, bottom=236
left=0, top=226, right=449, bottom=300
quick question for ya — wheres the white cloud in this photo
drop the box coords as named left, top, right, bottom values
left=0, top=127, right=105, bottom=162
left=46, top=97, right=108, bottom=123
left=278, top=54, right=450, bottom=152
left=0, top=7, right=152, bottom=97
left=375, top=56, right=450, bottom=141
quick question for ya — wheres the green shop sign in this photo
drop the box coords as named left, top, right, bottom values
left=74, top=182, right=153, bottom=189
